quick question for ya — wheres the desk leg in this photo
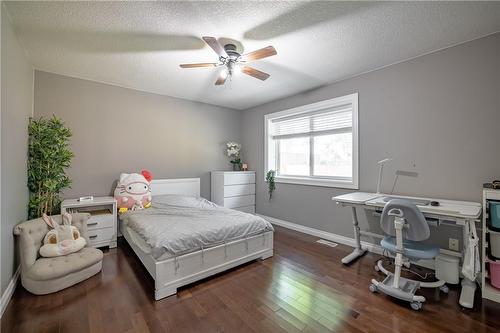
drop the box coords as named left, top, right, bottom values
left=459, top=278, right=476, bottom=309
left=342, top=207, right=367, bottom=264
left=459, top=220, right=476, bottom=309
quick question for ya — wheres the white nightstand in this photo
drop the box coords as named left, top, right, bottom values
left=61, top=196, right=117, bottom=248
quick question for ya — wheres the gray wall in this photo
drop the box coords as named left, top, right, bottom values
left=34, top=71, right=241, bottom=200
left=15, top=31, right=500, bottom=278
left=241, top=33, right=500, bottom=250
left=1, top=6, right=33, bottom=294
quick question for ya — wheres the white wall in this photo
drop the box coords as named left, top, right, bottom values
left=241, top=33, right=500, bottom=250
left=1, top=4, right=33, bottom=294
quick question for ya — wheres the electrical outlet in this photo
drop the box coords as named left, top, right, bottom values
left=449, top=238, right=459, bottom=251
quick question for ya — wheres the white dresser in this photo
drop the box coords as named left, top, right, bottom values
left=61, top=196, right=117, bottom=248
left=211, top=171, right=256, bottom=213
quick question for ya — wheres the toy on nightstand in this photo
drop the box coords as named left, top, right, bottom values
left=114, top=170, right=153, bottom=213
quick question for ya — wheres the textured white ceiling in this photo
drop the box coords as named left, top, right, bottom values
left=5, top=1, right=500, bottom=110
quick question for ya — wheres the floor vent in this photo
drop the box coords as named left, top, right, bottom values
left=316, top=239, right=338, bottom=248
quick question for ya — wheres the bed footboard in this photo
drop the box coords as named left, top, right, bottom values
left=154, top=231, right=273, bottom=300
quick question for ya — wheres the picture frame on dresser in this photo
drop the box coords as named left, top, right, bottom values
left=61, top=196, right=118, bottom=248
left=211, top=171, right=256, bottom=213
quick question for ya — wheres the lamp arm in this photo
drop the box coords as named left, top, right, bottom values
left=376, top=163, right=384, bottom=194
left=376, top=157, right=393, bottom=194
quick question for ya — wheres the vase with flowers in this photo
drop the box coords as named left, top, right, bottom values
left=226, top=141, right=242, bottom=171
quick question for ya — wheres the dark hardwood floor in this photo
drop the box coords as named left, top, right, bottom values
left=2, top=226, right=500, bottom=333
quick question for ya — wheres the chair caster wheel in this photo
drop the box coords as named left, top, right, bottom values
left=374, top=265, right=380, bottom=272
left=439, top=285, right=449, bottom=294
left=410, top=302, right=422, bottom=311
left=369, top=284, right=377, bottom=293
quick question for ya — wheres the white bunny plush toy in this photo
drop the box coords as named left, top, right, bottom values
left=39, top=212, right=86, bottom=258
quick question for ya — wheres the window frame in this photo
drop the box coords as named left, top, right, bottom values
left=264, top=93, right=359, bottom=189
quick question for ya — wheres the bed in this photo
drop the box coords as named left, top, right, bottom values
left=119, top=178, right=274, bottom=300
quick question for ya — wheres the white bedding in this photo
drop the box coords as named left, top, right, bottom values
left=120, top=195, right=274, bottom=259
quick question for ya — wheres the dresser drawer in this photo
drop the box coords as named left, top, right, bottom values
left=224, top=184, right=255, bottom=197
left=86, top=214, right=114, bottom=230
left=224, top=173, right=255, bottom=185
left=87, top=227, right=114, bottom=245
left=235, top=205, right=255, bottom=214
left=224, top=195, right=255, bottom=209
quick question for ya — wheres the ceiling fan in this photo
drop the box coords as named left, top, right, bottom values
left=179, top=37, right=277, bottom=85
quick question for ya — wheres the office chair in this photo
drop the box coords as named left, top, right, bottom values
left=369, top=199, right=448, bottom=310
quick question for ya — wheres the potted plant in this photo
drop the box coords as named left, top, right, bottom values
left=226, top=141, right=242, bottom=171
left=27, top=116, right=74, bottom=219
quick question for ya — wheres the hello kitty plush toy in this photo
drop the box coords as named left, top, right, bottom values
left=40, top=213, right=86, bottom=257
left=114, top=170, right=152, bottom=213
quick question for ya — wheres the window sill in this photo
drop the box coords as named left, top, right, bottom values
left=273, top=176, right=359, bottom=189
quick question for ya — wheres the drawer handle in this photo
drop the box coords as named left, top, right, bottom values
left=89, top=235, right=98, bottom=239
left=88, top=222, right=98, bottom=226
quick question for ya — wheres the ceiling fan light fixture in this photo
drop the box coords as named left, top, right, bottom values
left=219, top=69, right=228, bottom=79
left=180, top=37, right=276, bottom=85
left=233, top=63, right=242, bottom=75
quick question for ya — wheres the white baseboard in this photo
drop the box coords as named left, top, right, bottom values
left=260, top=214, right=385, bottom=255
left=1, top=266, right=20, bottom=318
left=259, top=214, right=441, bottom=270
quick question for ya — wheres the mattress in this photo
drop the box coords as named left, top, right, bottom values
left=123, top=226, right=176, bottom=261
left=120, top=195, right=274, bottom=259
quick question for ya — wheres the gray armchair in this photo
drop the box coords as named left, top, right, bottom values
left=13, top=213, right=103, bottom=295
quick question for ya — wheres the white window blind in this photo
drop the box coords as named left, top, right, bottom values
left=265, top=93, right=359, bottom=189
left=270, top=105, right=353, bottom=140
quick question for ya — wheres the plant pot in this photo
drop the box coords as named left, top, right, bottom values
left=232, top=163, right=241, bottom=171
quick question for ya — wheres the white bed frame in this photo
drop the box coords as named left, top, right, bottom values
left=121, top=178, right=274, bottom=300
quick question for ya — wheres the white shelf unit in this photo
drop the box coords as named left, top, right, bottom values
left=211, top=171, right=256, bottom=213
left=61, top=196, right=117, bottom=249
left=481, top=188, right=500, bottom=303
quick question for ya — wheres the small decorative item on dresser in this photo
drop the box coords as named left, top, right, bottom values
left=242, top=163, right=248, bottom=171
left=61, top=196, right=117, bottom=248
left=484, top=180, right=500, bottom=189
left=226, top=141, right=242, bottom=171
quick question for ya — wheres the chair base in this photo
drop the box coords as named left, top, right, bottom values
left=371, top=275, right=424, bottom=301
left=22, top=261, right=102, bottom=295
left=370, top=259, right=447, bottom=311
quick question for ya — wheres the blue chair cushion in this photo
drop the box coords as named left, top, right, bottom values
left=380, top=236, right=439, bottom=260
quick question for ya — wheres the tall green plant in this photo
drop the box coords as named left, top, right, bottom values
left=28, top=116, right=74, bottom=219
left=266, top=170, right=276, bottom=200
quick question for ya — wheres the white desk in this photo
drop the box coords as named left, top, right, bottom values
left=333, top=191, right=481, bottom=308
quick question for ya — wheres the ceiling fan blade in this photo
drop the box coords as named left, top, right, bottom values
left=240, top=46, right=277, bottom=62
left=179, top=63, right=217, bottom=68
left=202, top=36, right=227, bottom=58
left=241, top=66, right=270, bottom=81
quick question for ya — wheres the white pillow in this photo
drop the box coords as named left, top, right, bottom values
left=152, top=194, right=217, bottom=209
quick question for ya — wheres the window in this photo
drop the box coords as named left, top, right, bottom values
left=265, top=93, right=358, bottom=189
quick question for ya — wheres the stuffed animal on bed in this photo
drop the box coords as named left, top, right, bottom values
left=40, top=213, right=86, bottom=257
left=114, top=170, right=152, bottom=213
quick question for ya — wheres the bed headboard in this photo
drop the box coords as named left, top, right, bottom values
left=150, top=178, right=200, bottom=197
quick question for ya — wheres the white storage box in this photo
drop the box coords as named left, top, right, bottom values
left=436, top=254, right=460, bottom=284
left=490, top=231, right=500, bottom=259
